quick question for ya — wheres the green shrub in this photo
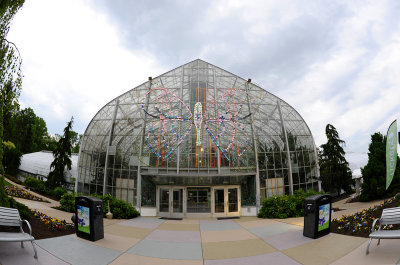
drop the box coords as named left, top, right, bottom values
left=99, top=194, right=139, bottom=219
left=60, top=193, right=75, bottom=213
left=24, top=176, right=48, bottom=194
left=59, top=193, right=140, bottom=219
left=258, top=189, right=321, bottom=219
left=53, top=187, right=67, bottom=199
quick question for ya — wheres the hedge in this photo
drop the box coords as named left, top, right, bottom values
left=258, top=189, right=321, bottom=219
left=60, top=193, right=140, bottom=219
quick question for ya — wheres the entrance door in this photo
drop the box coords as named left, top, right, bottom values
left=158, top=187, right=184, bottom=218
left=212, top=186, right=240, bottom=217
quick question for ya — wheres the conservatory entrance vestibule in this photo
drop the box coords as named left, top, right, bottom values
left=156, top=185, right=241, bottom=218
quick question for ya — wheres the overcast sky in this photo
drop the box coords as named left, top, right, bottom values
left=7, top=0, right=400, bottom=168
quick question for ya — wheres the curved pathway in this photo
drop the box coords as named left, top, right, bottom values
left=1, top=181, right=399, bottom=265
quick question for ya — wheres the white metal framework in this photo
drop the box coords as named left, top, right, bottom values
left=76, top=59, right=320, bottom=215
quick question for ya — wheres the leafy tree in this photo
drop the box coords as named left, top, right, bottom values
left=0, top=0, right=25, bottom=207
left=319, top=124, right=353, bottom=195
left=12, top=107, right=49, bottom=153
left=70, top=130, right=82, bottom=153
left=47, top=117, right=74, bottom=189
left=360, top=133, right=400, bottom=201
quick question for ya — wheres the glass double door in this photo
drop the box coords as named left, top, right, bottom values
left=158, top=187, right=184, bottom=218
left=213, top=186, right=240, bottom=216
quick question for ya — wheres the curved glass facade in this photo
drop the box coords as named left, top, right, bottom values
left=77, top=59, right=319, bottom=216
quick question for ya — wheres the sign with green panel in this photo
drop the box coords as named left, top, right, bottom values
left=386, top=120, right=398, bottom=190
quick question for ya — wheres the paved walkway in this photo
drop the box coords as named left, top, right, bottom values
left=2, top=215, right=400, bottom=265
left=2, top=181, right=400, bottom=264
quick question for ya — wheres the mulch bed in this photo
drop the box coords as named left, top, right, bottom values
left=331, top=198, right=399, bottom=238
left=0, top=211, right=75, bottom=240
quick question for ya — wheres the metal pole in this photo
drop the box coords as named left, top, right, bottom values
left=177, top=68, right=184, bottom=174
left=245, top=80, right=261, bottom=211
left=136, top=77, right=152, bottom=209
left=103, top=99, right=119, bottom=195
left=277, top=100, right=294, bottom=195
left=214, top=70, right=221, bottom=173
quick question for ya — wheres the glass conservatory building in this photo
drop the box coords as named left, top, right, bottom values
left=76, top=59, right=320, bottom=217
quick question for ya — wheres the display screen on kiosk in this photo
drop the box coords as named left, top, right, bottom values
left=318, top=204, right=330, bottom=231
left=77, top=205, right=90, bottom=234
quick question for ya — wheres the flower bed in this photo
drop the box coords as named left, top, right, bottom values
left=331, top=199, right=399, bottom=238
left=31, top=209, right=74, bottom=231
left=5, top=185, right=49, bottom=202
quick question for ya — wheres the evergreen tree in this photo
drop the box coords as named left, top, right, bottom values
left=47, top=117, right=74, bottom=189
left=319, top=124, right=353, bottom=195
left=360, top=132, right=400, bottom=201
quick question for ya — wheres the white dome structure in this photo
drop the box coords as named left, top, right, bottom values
left=77, top=59, right=320, bottom=217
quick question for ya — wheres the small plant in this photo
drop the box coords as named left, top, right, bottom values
left=258, top=189, right=321, bottom=219
left=31, top=209, right=74, bottom=231
left=59, top=193, right=76, bottom=213
left=52, top=187, right=67, bottom=199
left=5, top=185, right=49, bottom=202
left=59, top=193, right=140, bottom=219
left=24, top=176, right=48, bottom=194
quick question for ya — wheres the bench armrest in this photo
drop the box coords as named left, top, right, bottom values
left=20, top=219, right=33, bottom=236
left=371, top=218, right=380, bottom=232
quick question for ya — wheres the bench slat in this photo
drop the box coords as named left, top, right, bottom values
left=1, top=212, right=21, bottom=219
left=370, top=230, right=400, bottom=239
left=0, top=208, right=20, bottom=213
left=0, top=220, right=21, bottom=227
left=0, top=232, right=34, bottom=242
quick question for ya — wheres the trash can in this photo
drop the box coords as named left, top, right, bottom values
left=74, top=196, right=104, bottom=241
left=303, top=194, right=332, bottom=239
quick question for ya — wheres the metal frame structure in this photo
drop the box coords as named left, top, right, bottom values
left=77, top=59, right=320, bottom=215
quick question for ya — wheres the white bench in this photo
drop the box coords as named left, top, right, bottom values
left=366, top=206, right=400, bottom=254
left=0, top=206, right=37, bottom=258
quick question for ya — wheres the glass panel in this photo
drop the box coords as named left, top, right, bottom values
left=187, top=187, right=211, bottom=213
left=214, top=189, right=224, bottom=213
left=159, top=188, right=169, bottom=213
left=228, top=188, right=238, bottom=212
left=173, top=188, right=183, bottom=213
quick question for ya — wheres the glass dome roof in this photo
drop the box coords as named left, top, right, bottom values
left=77, top=59, right=319, bottom=207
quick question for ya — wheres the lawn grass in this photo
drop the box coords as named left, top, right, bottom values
left=4, top=179, right=12, bottom=186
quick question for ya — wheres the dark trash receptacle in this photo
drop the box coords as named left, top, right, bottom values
left=73, top=196, right=104, bottom=241
left=303, top=194, right=332, bottom=239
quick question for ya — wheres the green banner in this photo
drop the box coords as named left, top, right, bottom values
left=386, top=120, right=398, bottom=190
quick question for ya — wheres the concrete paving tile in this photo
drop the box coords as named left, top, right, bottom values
left=110, top=253, right=203, bottom=265
left=127, top=239, right=203, bottom=260
left=201, top=229, right=257, bottom=243
left=248, top=222, right=302, bottom=237
left=233, top=216, right=260, bottom=222
left=70, top=233, right=140, bottom=252
left=262, top=229, right=314, bottom=250
left=118, top=219, right=162, bottom=229
left=145, top=230, right=201, bottom=243
left=200, top=221, right=242, bottom=231
left=104, top=219, right=125, bottom=227
left=133, top=217, right=165, bottom=223
left=164, top=219, right=200, bottom=224
left=330, top=238, right=400, bottom=265
left=204, top=252, right=301, bottom=265
left=0, top=241, right=68, bottom=265
left=202, top=238, right=277, bottom=260
left=237, top=219, right=281, bottom=229
left=35, top=235, right=122, bottom=265
left=282, top=233, right=367, bottom=265
left=104, top=224, right=153, bottom=239
left=157, top=223, right=200, bottom=231
left=275, top=217, right=304, bottom=227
